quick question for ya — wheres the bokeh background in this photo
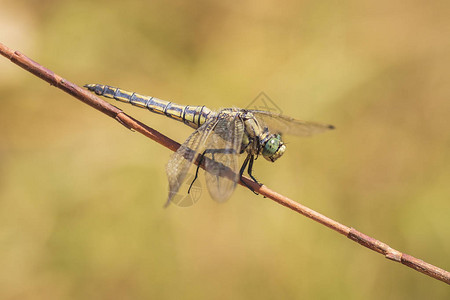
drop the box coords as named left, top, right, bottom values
left=0, top=0, right=449, bottom=299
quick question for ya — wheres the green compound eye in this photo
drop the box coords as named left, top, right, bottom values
left=262, top=134, right=285, bottom=162
left=263, top=138, right=280, bottom=156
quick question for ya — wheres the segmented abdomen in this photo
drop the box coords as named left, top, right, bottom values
left=84, top=84, right=213, bottom=129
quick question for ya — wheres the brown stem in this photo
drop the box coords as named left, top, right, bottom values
left=1, top=42, right=448, bottom=285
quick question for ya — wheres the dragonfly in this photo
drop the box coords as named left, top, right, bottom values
left=85, top=84, right=334, bottom=206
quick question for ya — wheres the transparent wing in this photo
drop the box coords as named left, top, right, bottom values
left=204, top=114, right=244, bottom=202
left=165, top=117, right=218, bottom=206
left=248, top=110, right=335, bottom=137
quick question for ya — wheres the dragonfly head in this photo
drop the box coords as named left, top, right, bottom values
left=262, top=134, right=286, bottom=162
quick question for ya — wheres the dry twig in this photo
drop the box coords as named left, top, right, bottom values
left=1, top=42, right=448, bottom=285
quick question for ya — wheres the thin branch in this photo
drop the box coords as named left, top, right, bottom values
left=1, top=42, right=448, bottom=285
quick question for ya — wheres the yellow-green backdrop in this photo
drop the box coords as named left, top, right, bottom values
left=0, top=0, right=449, bottom=299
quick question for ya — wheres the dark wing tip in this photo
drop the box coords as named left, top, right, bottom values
left=328, top=124, right=336, bottom=130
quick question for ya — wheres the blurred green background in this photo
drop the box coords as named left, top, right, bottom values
left=0, top=0, right=449, bottom=299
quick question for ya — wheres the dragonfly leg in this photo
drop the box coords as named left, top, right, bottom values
left=247, top=155, right=261, bottom=185
left=239, top=155, right=258, bottom=195
left=190, top=148, right=239, bottom=194
left=188, top=151, right=205, bottom=194
left=239, top=155, right=250, bottom=177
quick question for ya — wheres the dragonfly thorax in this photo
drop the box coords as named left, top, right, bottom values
left=240, top=111, right=286, bottom=162
left=261, top=133, right=286, bottom=162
